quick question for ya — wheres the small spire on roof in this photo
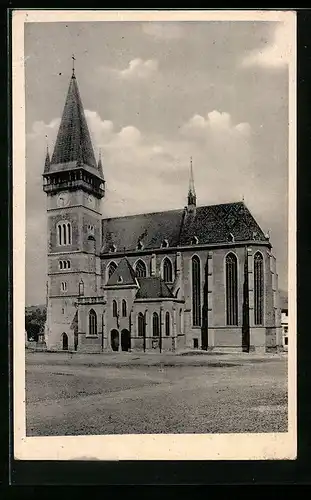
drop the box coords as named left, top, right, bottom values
left=72, top=54, right=76, bottom=78
left=187, top=156, right=196, bottom=210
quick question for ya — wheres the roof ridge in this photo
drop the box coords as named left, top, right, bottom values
left=102, top=201, right=245, bottom=222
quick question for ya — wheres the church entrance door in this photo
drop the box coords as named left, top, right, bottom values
left=111, top=329, right=119, bottom=352
left=62, top=332, right=68, bottom=351
left=121, top=329, right=131, bottom=352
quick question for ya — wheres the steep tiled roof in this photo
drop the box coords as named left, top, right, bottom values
left=136, top=277, right=175, bottom=299
left=106, top=258, right=137, bottom=286
left=49, top=74, right=99, bottom=174
left=101, top=202, right=268, bottom=253
left=102, top=209, right=184, bottom=253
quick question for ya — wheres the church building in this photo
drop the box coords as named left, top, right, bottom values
left=42, top=67, right=282, bottom=354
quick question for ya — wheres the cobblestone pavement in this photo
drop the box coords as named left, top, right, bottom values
left=25, top=351, right=288, bottom=436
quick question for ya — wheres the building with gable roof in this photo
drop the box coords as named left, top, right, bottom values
left=42, top=67, right=282, bottom=353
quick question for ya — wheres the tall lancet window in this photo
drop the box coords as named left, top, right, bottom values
left=89, top=309, right=97, bottom=336
left=191, top=256, right=201, bottom=327
left=135, top=259, right=147, bottom=278
left=254, top=252, right=264, bottom=325
left=226, top=253, right=238, bottom=326
left=162, top=258, right=173, bottom=283
left=152, top=312, right=160, bottom=337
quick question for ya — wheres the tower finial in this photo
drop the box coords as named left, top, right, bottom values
left=187, top=156, right=196, bottom=210
left=72, top=54, right=76, bottom=78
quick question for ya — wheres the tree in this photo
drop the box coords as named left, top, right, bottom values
left=25, top=305, right=46, bottom=341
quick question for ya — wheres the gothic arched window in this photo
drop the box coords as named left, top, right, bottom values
left=192, top=255, right=201, bottom=327
left=135, top=259, right=147, bottom=278
left=122, top=299, right=127, bottom=317
left=138, top=312, right=145, bottom=337
left=107, top=261, right=117, bottom=280
left=152, top=312, right=160, bottom=337
left=254, top=252, right=264, bottom=325
left=112, top=300, right=118, bottom=318
left=89, top=309, right=97, bottom=336
left=165, top=312, right=170, bottom=336
left=226, top=252, right=238, bottom=326
left=57, top=221, right=71, bottom=246
left=162, top=257, right=173, bottom=283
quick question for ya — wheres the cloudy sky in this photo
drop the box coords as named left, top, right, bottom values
left=25, top=19, right=291, bottom=305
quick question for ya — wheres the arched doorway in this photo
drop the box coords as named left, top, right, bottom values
left=62, top=332, right=68, bottom=351
left=110, top=329, right=119, bottom=352
left=121, top=329, right=131, bottom=352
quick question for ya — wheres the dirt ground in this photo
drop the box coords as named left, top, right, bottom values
left=25, top=350, right=288, bottom=436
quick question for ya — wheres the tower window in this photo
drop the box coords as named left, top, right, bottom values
left=135, top=259, right=147, bottom=278
left=79, top=279, right=84, bottom=296
left=162, top=257, right=173, bottom=283
left=226, top=252, right=238, bottom=326
left=192, top=255, right=201, bottom=327
left=57, top=221, right=72, bottom=246
left=61, top=281, right=67, bottom=292
left=165, top=312, right=170, bottom=336
left=112, top=300, right=118, bottom=318
left=152, top=312, right=160, bottom=337
left=89, top=309, right=97, bottom=336
left=122, top=299, right=127, bottom=317
left=107, top=261, right=117, bottom=280
left=59, top=260, right=71, bottom=270
left=254, top=252, right=264, bottom=325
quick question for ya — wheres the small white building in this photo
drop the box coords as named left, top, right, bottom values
left=281, top=309, right=288, bottom=351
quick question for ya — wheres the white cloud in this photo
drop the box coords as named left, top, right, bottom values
left=28, top=117, right=60, bottom=141
left=181, top=110, right=251, bottom=138
left=241, top=22, right=292, bottom=68
left=119, top=58, right=158, bottom=80
left=142, top=22, right=184, bottom=40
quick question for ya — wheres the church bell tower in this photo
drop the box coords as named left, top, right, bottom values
left=42, top=59, right=105, bottom=350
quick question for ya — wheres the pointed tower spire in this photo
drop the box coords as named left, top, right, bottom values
left=43, top=63, right=105, bottom=200
left=187, top=156, right=196, bottom=210
left=49, top=63, right=101, bottom=176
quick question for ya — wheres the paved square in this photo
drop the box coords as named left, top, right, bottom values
left=25, top=351, right=288, bottom=436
